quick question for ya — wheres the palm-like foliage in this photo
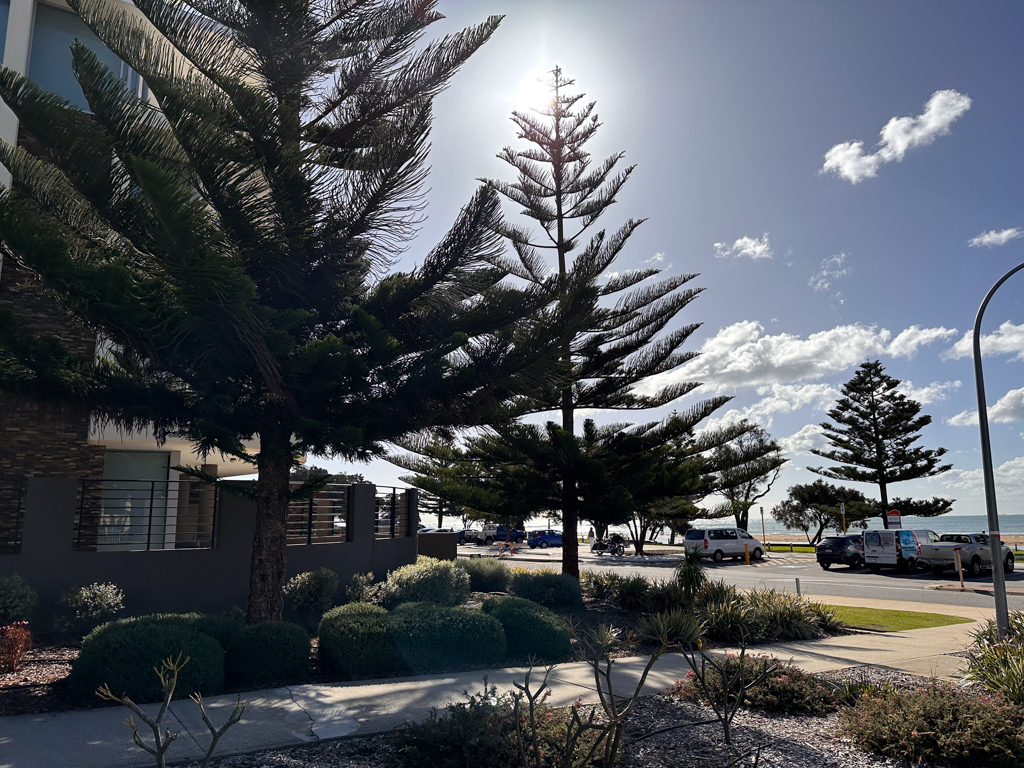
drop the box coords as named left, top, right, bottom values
left=480, top=67, right=708, bottom=575
left=0, top=1, right=572, bottom=621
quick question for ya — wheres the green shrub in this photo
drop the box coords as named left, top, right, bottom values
left=388, top=602, right=505, bottom=673
left=346, top=571, right=378, bottom=604
left=284, top=568, right=339, bottom=615
left=743, top=589, right=821, bottom=642
left=697, top=598, right=753, bottom=643
left=695, top=579, right=738, bottom=607
left=636, top=610, right=703, bottom=648
left=0, top=574, right=36, bottom=623
left=318, top=603, right=403, bottom=679
left=70, top=619, right=224, bottom=702
left=226, top=621, right=310, bottom=688
left=95, top=612, right=243, bottom=650
left=807, top=601, right=844, bottom=634
left=674, top=657, right=839, bottom=716
left=674, top=550, right=708, bottom=603
left=965, top=639, right=1024, bottom=705
left=613, top=574, right=650, bottom=611
left=460, top=558, right=510, bottom=593
left=378, top=557, right=471, bottom=608
left=389, top=681, right=597, bottom=768
left=481, top=596, right=571, bottom=661
left=57, top=583, right=124, bottom=633
left=580, top=571, right=620, bottom=601
left=841, top=684, right=1024, bottom=768
left=972, top=610, right=1024, bottom=647
left=508, top=570, right=581, bottom=609
left=645, top=579, right=687, bottom=613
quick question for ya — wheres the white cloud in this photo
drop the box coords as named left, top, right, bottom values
left=703, top=383, right=840, bottom=432
left=969, top=228, right=1023, bottom=248
left=948, top=386, right=1024, bottom=427
left=647, top=252, right=666, bottom=264
left=808, top=253, right=851, bottom=293
left=897, top=379, right=962, bottom=405
left=943, top=321, right=1024, bottom=361
left=643, top=321, right=957, bottom=395
left=780, top=424, right=830, bottom=456
left=889, top=325, right=959, bottom=358
left=944, top=456, right=1024, bottom=498
left=821, top=89, right=972, bottom=183
left=714, top=233, right=773, bottom=260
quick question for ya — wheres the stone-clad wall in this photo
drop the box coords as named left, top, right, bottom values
left=0, top=258, right=106, bottom=479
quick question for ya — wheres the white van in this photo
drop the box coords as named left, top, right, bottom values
left=862, top=529, right=939, bottom=573
left=684, top=527, right=765, bottom=562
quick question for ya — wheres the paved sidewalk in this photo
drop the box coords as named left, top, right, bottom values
left=0, top=596, right=989, bottom=768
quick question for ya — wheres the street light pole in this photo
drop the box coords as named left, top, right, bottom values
left=973, top=261, right=1024, bottom=639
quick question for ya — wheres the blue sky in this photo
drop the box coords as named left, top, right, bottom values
left=320, top=0, right=1024, bottom=519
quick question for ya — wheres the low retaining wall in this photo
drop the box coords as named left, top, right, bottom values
left=0, top=477, right=418, bottom=623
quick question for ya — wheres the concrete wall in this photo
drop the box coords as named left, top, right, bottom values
left=417, top=532, right=457, bottom=561
left=0, top=478, right=418, bottom=623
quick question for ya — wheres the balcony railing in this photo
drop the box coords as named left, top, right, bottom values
left=74, top=479, right=218, bottom=552
left=286, top=483, right=350, bottom=545
left=375, top=487, right=413, bottom=539
left=0, top=479, right=26, bottom=555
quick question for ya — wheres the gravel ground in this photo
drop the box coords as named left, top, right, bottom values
left=182, top=667, right=935, bottom=768
left=0, top=637, right=79, bottom=716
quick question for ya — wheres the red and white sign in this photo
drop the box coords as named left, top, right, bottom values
left=886, top=509, right=902, bottom=529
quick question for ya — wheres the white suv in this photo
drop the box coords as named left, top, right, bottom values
left=684, top=527, right=765, bottom=562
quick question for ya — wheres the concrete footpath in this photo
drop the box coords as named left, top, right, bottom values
left=0, top=596, right=991, bottom=768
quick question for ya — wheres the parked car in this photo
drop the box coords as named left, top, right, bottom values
left=472, top=525, right=526, bottom=545
left=683, top=527, right=765, bottom=562
left=815, top=534, right=864, bottom=569
left=452, top=529, right=477, bottom=545
left=918, top=533, right=1015, bottom=577
left=529, top=530, right=563, bottom=549
left=863, top=529, right=939, bottom=573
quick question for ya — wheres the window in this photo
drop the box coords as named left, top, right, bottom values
left=865, top=532, right=882, bottom=547
left=739, top=530, right=751, bottom=539
left=684, top=530, right=705, bottom=540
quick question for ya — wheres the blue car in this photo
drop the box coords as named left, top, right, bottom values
left=529, top=530, right=563, bottom=549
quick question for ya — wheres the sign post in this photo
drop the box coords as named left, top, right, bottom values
left=886, top=509, right=901, bottom=530
left=841, top=503, right=846, bottom=534
left=760, top=506, right=766, bottom=543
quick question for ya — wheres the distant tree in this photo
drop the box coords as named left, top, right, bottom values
left=481, top=68, right=708, bottom=577
left=810, top=361, right=953, bottom=528
left=705, top=422, right=786, bottom=530
left=0, top=2, right=575, bottom=622
left=771, top=480, right=875, bottom=545
left=290, top=465, right=366, bottom=485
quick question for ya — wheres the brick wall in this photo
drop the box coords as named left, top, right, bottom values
left=0, top=258, right=106, bottom=480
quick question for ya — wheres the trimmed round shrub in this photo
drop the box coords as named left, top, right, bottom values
left=461, top=558, right=511, bottom=593
left=284, top=568, right=339, bottom=615
left=70, top=618, right=224, bottom=702
left=93, top=612, right=244, bottom=650
left=318, top=603, right=403, bottom=679
left=0, top=574, right=36, bottom=623
left=226, top=621, right=310, bottom=688
left=388, top=602, right=506, bottom=673
left=508, top=570, right=581, bottom=609
left=482, top=596, right=571, bottom=661
left=378, top=557, right=471, bottom=608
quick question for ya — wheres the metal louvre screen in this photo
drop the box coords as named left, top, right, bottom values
left=375, top=488, right=412, bottom=539
left=286, top=483, right=350, bottom=545
left=73, top=479, right=218, bottom=551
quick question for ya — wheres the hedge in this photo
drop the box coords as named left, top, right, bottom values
left=388, top=602, right=505, bottom=673
left=226, top=621, right=310, bottom=688
left=482, top=596, right=571, bottom=661
left=318, top=603, right=404, bottom=679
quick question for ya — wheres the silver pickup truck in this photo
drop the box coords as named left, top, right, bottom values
left=917, top=533, right=1015, bottom=578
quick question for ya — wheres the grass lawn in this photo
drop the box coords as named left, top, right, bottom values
left=827, top=605, right=975, bottom=632
left=766, top=544, right=816, bottom=553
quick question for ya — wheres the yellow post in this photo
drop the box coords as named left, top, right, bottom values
left=744, top=542, right=750, bottom=565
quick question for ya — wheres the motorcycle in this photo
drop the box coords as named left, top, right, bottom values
left=591, top=533, right=627, bottom=556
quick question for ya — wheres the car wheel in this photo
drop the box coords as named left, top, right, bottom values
left=904, top=558, right=917, bottom=574
left=516, top=536, right=524, bottom=544
left=540, top=541, right=549, bottom=549
left=484, top=537, right=493, bottom=546
left=931, top=567, right=945, bottom=578
left=869, top=565, right=881, bottom=574
left=850, top=555, right=863, bottom=569
left=752, top=548, right=764, bottom=561
left=969, top=558, right=983, bottom=578
left=1006, top=555, right=1015, bottom=574
left=713, top=550, right=725, bottom=563
left=820, top=563, right=831, bottom=570
left=529, top=544, right=536, bottom=549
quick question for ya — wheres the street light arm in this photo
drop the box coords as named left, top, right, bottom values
left=973, top=260, right=1024, bottom=639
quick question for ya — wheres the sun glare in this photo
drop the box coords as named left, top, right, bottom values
left=514, top=71, right=553, bottom=112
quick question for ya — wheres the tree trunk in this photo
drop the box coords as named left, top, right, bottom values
left=246, top=422, right=293, bottom=623
left=879, top=479, right=890, bottom=529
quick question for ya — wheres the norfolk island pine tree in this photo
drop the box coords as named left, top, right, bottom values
left=0, top=1, right=584, bottom=622
left=479, top=67, right=715, bottom=577
left=809, top=361, right=953, bottom=529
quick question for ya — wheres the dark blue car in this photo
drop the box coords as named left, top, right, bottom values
left=529, top=530, right=563, bottom=549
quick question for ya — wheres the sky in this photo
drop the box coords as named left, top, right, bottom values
left=317, top=0, right=1024, bottom=520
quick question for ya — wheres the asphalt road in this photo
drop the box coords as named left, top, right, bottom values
left=510, top=549, right=1024, bottom=611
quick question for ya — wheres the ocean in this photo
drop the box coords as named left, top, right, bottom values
left=713, top=513, right=1024, bottom=538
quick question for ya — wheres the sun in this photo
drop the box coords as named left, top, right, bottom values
left=514, top=70, right=553, bottom=112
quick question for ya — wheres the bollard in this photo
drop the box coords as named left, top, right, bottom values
left=955, top=547, right=965, bottom=589
left=789, top=543, right=794, bottom=553
left=795, top=577, right=801, bottom=596
left=745, top=542, right=750, bottom=565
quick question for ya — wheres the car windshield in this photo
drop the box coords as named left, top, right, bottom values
left=684, top=530, right=704, bottom=540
